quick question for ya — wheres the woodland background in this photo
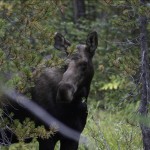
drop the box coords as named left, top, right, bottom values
left=0, top=0, right=150, bottom=149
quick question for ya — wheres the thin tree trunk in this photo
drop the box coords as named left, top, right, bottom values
left=73, top=0, right=86, bottom=23
left=138, top=0, right=150, bottom=149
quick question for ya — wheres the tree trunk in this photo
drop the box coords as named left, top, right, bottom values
left=73, top=0, right=86, bottom=23
left=138, top=0, right=150, bottom=150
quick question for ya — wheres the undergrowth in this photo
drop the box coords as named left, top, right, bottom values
left=79, top=101, right=142, bottom=150
left=0, top=101, right=142, bottom=150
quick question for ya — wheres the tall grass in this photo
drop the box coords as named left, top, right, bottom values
left=79, top=102, right=142, bottom=150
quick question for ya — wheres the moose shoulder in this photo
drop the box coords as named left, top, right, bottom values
left=1, top=31, right=98, bottom=150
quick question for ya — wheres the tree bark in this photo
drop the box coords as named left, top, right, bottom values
left=138, top=0, right=150, bottom=150
left=73, top=0, right=86, bottom=23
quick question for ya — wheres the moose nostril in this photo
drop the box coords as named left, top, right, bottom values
left=56, top=83, right=75, bottom=103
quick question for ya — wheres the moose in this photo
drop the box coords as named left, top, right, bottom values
left=0, top=31, right=98, bottom=150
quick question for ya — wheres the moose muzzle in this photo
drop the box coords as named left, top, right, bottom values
left=56, top=83, right=76, bottom=103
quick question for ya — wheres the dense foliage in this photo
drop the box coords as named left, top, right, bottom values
left=0, top=0, right=150, bottom=149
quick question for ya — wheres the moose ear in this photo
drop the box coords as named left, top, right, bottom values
left=86, top=31, right=98, bottom=55
left=54, top=32, right=71, bottom=52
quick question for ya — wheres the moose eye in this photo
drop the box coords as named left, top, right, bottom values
left=81, top=61, right=88, bottom=71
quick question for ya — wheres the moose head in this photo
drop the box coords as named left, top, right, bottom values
left=54, top=31, right=98, bottom=103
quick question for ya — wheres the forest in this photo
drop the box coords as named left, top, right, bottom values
left=0, top=0, right=150, bottom=150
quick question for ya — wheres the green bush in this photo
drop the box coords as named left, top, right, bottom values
left=1, top=140, right=39, bottom=150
